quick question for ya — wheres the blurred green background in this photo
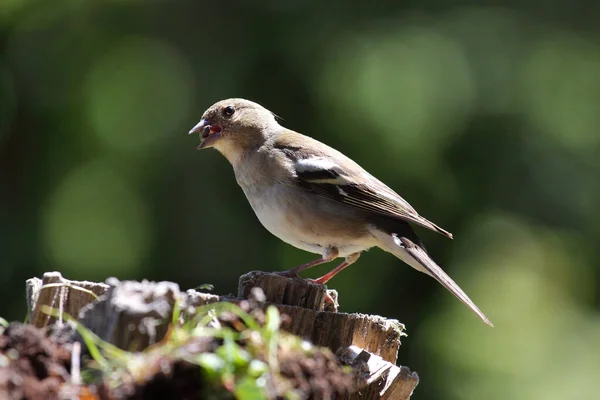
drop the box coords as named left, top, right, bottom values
left=1, top=0, right=599, bottom=398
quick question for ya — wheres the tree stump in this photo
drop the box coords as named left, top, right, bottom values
left=26, top=271, right=419, bottom=399
left=26, top=271, right=109, bottom=328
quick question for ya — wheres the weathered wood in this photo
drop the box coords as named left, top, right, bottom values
left=77, top=278, right=182, bottom=351
left=25, top=271, right=416, bottom=399
left=238, top=271, right=404, bottom=364
left=238, top=270, right=337, bottom=312
left=184, top=288, right=221, bottom=307
left=26, top=271, right=109, bottom=328
left=187, top=281, right=403, bottom=364
left=337, top=346, right=419, bottom=400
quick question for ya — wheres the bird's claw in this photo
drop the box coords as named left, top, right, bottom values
left=305, top=277, right=326, bottom=286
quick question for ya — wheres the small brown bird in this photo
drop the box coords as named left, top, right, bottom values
left=190, top=98, right=493, bottom=326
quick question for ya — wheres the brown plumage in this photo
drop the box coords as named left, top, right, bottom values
left=189, top=98, right=493, bottom=327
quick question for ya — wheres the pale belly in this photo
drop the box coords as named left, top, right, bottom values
left=242, top=184, right=374, bottom=258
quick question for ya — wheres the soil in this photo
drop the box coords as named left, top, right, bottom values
left=0, top=302, right=354, bottom=400
left=121, top=359, right=208, bottom=400
left=0, top=323, right=72, bottom=400
left=277, top=343, right=354, bottom=399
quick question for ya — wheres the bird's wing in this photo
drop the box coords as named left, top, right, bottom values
left=273, top=131, right=453, bottom=239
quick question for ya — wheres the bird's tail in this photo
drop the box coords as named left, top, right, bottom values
left=373, top=230, right=493, bottom=327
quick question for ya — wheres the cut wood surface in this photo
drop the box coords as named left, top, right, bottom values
left=26, top=271, right=109, bottom=328
left=26, top=270, right=419, bottom=399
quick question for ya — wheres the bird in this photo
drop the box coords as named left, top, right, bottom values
left=189, top=98, right=493, bottom=327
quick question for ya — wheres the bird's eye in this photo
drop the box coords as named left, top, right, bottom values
left=222, top=106, right=235, bottom=117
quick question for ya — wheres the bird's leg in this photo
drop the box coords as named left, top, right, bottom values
left=307, top=252, right=361, bottom=285
left=277, top=247, right=339, bottom=278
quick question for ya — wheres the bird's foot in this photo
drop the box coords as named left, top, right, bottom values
left=305, top=277, right=327, bottom=286
left=274, top=270, right=328, bottom=287
left=324, top=292, right=336, bottom=307
left=305, top=278, right=336, bottom=306
left=275, top=275, right=336, bottom=307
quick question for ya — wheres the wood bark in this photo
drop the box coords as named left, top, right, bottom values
left=26, top=270, right=419, bottom=399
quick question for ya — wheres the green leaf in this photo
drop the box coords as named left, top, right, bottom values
left=217, top=337, right=251, bottom=369
left=196, top=283, right=215, bottom=291
left=235, top=376, right=268, bottom=400
left=195, top=353, right=225, bottom=374
left=247, top=359, right=268, bottom=377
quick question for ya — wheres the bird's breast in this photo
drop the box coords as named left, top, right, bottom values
left=237, top=179, right=375, bottom=257
left=244, top=184, right=321, bottom=253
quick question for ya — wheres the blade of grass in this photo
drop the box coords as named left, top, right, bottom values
left=190, top=302, right=261, bottom=332
left=39, top=282, right=102, bottom=301
left=41, top=305, right=111, bottom=370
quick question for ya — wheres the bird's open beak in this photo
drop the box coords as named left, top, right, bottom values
left=189, top=119, right=223, bottom=149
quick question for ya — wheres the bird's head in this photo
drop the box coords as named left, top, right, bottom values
left=189, top=98, right=280, bottom=163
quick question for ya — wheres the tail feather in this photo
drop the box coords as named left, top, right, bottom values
left=373, top=230, right=493, bottom=327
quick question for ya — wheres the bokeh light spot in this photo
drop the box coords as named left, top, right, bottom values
left=418, top=214, right=600, bottom=400
left=320, top=24, right=475, bottom=174
left=520, top=34, right=600, bottom=153
left=86, top=36, right=194, bottom=152
left=42, top=159, right=152, bottom=278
